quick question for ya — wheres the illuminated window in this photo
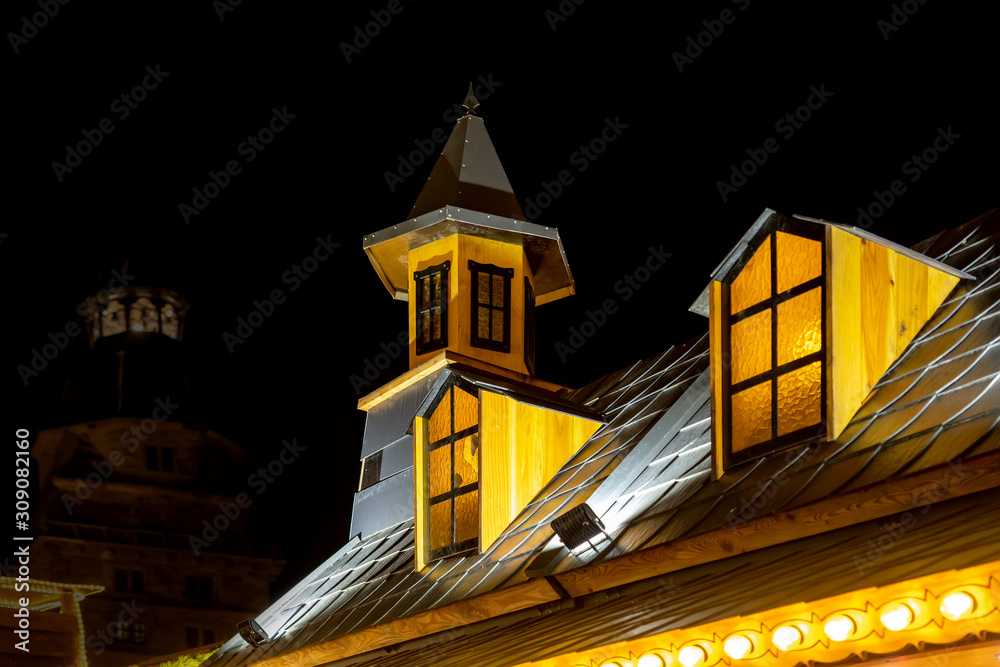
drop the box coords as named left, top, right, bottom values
left=129, top=297, right=160, bottom=333
left=101, top=300, right=127, bottom=336
left=161, top=303, right=179, bottom=339
left=722, top=227, right=825, bottom=466
left=422, top=380, right=480, bottom=561
left=469, top=260, right=512, bottom=353
left=414, top=261, right=449, bottom=355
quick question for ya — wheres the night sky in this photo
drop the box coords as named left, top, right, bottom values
left=6, top=1, right=997, bottom=595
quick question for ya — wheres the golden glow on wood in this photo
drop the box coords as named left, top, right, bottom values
left=515, top=561, right=1000, bottom=667
left=827, top=226, right=961, bottom=439
left=553, top=449, right=1000, bottom=598
left=356, top=350, right=565, bottom=411
left=407, top=233, right=534, bottom=375
left=708, top=282, right=725, bottom=480
left=413, top=414, right=429, bottom=572
left=480, top=391, right=603, bottom=551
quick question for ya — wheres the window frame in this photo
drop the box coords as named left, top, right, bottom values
left=468, top=260, right=513, bottom=353
left=720, top=220, right=827, bottom=470
left=414, top=260, right=450, bottom=356
left=524, top=277, right=536, bottom=374
left=421, top=376, right=480, bottom=562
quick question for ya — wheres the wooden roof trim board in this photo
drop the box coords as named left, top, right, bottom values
left=242, top=448, right=1000, bottom=665
left=356, top=350, right=568, bottom=411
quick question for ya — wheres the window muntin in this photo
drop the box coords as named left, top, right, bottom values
left=425, top=382, right=480, bottom=561
left=468, top=260, right=512, bottom=353
left=146, top=446, right=174, bottom=472
left=114, top=569, right=144, bottom=594
left=414, top=261, right=449, bottom=356
left=724, top=229, right=825, bottom=464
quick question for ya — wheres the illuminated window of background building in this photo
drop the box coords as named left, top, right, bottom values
left=723, top=226, right=825, bottom=467
left=414, top=261, right=450, bottom=355
left=424, top=379, right=480, bottom=561
left=161, top=303, right=179, bottom=338
left=468, top=260, right=512, bottom=353
left=101, top=300, right=127, bottom=336
left=130, top=297, right=159, bottom=333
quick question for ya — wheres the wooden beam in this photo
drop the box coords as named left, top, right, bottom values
left=249, top=577, right=562, bottom=667
left=554, top=449, right=1000, bottom=597
left=357, top=350, right=567, bottom=411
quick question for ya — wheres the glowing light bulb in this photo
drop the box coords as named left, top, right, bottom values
left=772, top=625, right=803, bottom=651
left=880, top=602, right=913, bottom=631
left=678, top=646, right=707, bottom=667
left=637, top=654, right=667, bottom=667
left=599, top=661, right=623, bottom=667
left=824, top=614, right=856, bottom=641
left=724, top=635, right=753, bottom=659
left=940, top=592, right=975, bottom=620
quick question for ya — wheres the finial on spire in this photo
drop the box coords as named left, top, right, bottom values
left=461, top=83, right=480, bottom=115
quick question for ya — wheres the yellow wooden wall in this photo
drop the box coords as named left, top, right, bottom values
left=827, top=225, right=961, bottom=439
left=407, top=233, right=534, bottom=375
left=479, top=391, right=603, bottom=551
left=413, top=414, right=430, bottom=571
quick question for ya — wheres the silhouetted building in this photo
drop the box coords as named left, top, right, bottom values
left=33, top=281, right=284, bottom=667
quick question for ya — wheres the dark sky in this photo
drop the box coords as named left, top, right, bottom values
left=6, top=1, right=998, bottom=594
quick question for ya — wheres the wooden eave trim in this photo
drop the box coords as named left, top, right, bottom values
left=260, top=450, right=1000, bottom=665
left=553, top=449, right=1000, bottom=597
left=357, top=351, right=568, bottom=411
left=248, top=577, right=563, bottom=667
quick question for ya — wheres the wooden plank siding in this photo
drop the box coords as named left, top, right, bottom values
left=827, top=226, right=962, bottom=439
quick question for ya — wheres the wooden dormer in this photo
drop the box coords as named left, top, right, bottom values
left=363, top=98, right=575, bottom=377
left=693, top=210, right=972, bottom=476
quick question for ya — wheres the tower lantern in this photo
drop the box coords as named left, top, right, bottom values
left=363, top=88, right=575, bottom=377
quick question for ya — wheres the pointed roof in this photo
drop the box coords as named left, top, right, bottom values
left=408, top=113, right=525, bottom=221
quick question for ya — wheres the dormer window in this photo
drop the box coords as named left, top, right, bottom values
left=723, top=227, right=826, bottom=466
left=705, top=211, right=968, bottom=476
left=414, top=261, right=450, bottom=355
left=469, top=260, right=512, bottom=353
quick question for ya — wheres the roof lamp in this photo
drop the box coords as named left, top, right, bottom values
left=678, top=645, right=707, bottom=667
left=824, top=614, right=856, bottom=641
left=724, top=634, right=753, bottom=659
left=940, top=591, right=976, bottom=620
left=772, top=625, right=804, bottom=651
left=880, top=602, right=914, bottom=631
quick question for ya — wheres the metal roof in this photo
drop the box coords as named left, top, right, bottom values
left=203, top=207, right=1000, bottom=667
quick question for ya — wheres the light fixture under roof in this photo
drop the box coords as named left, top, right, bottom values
left=551, top=503, right=608, bottom=551
left=237, top=618, right=270, bottom=648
